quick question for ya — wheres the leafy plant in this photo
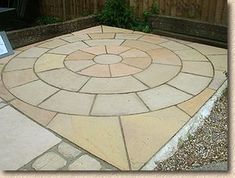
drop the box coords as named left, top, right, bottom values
left=34, top=16, right=62, bottom=25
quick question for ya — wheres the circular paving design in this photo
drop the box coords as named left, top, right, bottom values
left=2, top=30, right=215, bottom=117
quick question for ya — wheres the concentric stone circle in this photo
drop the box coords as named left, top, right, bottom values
left=2, top=26, right=215, bottom=117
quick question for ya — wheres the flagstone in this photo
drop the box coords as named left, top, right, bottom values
left=65, top=60, right=95, bottom=72
left=207, top=55, right=228, bottom=71
left=209, top=70, right=227, bottom=90
left=121, top=106, right=190, bottom=170
left=139, top=35, right=168, bottom=44
left=79, top=64, right=110, bottom=77
left=178, top=88, right=215, bottom=116
left=120, top=49, right=148, bottom=58
left=138, top=85, right=192, bottom=111
left=134, top=64, right=181, bottom=87
left=102, top=25, right=133, bottom=33
left=174, top=49, right=208, bottom=61
left=10, top=80, right=59, bottom=106
left=38, top=39, right=69, bottom=49
left=115, top=33, right=143, bottom=40
left=110, top=63, right=141, bottom=77
left=122, top=57, right=151, bottom=69
left=68, top=155, right=101, bottom=170
left=122, top=40, right=161, bottom=51
left=187, top=43, right=227, bottom=55
left=168, top=73, right=212, bottom=95
left=159, top=41, right=191, bottom=51
left=4, top=57, right=37, bottom=72
left=84, top=39, right=124, bottom=46
left=65, top=50, right=95, bottom=61
left=61, top=34, right=90, bottom=42
left=81, top=46, right=106, bottom=55
left=72, top=26, right=102, bottom=35
left=17, top=47, right=49, bottom=58
left=0, top=80, right=15, bottom=101
left=38, top=68, right=90, bottom=91
left=47, top=114, right=129, bottom=170
left=39, top=90, right=94, bottom=115
left=89, top=33, right=115, bottom=39
left=80, top=76, right=148, bottom=94
left=182, top=61, right=213, bottom=77
left=106, top=45, right=130, bottom=54
left=91, top=93, right=149, bottom=116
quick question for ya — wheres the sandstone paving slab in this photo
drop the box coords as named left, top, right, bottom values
left=38, top=39, right=69, bottom=49
left=120, top=49, right=148, bottom=58
left=122, top=57, right=151, bottom=69
left=80, top=76, right=148, bottom=94
left=0, top=51, right=21, bottom=65
left=0, top=80, right=15, bottom=101
left=137, top=84, right=192, bottom=111
left=106, top=45, right=130, bottom=54
left=3, top=69, right=38, bottom=89
left=209, top=70, right=227, bottom=90
left=17, top=47, right=49, bottom=58
left=122, top=40, right=161, bottom=51
left=139, top=35, right=168, bottom=44
left=174, top=49, right=208, bottom=61
left=0, top=102, right=7, bottom=109
left=134, top=64, right=181, bottom=88
left=91, top=93, right=149, bottom=116
left=147, top=48, right=181, bottom=66
left=10, top=99, right=57, bottom=126
left=39, top=90, right=94, bottom=115
left=89, top=33, right=115, bottom=39
left=4, top=57, right=37, bottom=72
left=72, top=26, right=102, bottom=35
left=121, top=106, right=190, bottom=170
left=102, top=25, right=133, bottom=33
left=0, top=106, right=61, bottom=170
left=47, top=114, right=129, bottom=170
left=65, top=50, right=95, bottom=61
left=32, top=152, right=66, bottom=170
left=178, top=88, right=215, bottom=116
left=61, top=34, right=91, bottom=42
left=159, top=41, right=191, bottom=51
left=49, top=42, right=89, bottom=55
left=115, top=33, right=143, bottom=40
left=81, top=46, right=106, bottom=55
left=168, top=73, right=212, bottom=95
left=187, top=43, right=227, bottom=55
left=110, top=63, right=141, bottom=77
left=207, top=55, right=228, bottom=71
left=65, top=60, right=95, bottom=72
left=10, top=80, right=59, bottom=106
left=38, top=68, right=90, bottom=91
left=58, top=142, right=82, bottom=159
left=79, top=64, right=110, bottom=77
left=182, top=61, right=213, bottom=77
left=68, top=155, right=101, bottom=171
left=84, top=39, right=124, bottom=47
left=35, top=53, right=66, bottom=72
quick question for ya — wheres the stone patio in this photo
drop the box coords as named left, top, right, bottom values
left=0, top=25, right=227, bottom=171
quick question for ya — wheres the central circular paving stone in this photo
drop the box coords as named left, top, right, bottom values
left=94, top=54, right=122, bottom=64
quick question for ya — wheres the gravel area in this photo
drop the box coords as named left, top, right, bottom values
left=155, top=89, right=228, bottom=171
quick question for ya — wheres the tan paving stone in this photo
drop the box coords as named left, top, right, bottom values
left=120, top=49, right=148, bottom=58
left=122, top=57, right=151, bottom=69
left=58, top=142, right=81, bottom=159
left=188, top=43, right=227, bottom=55
left=68, top=155, right=101, bottom=170
left=102, top=25, right=133, bottom=33
left=81, top=46, right=106, bottom=55
left=139, top=35, right=168, bottom=44
left=17, top=47, right=49, bottom=58
left=4, top=57, right=37, bottom=72
left=159, top=41, right=191, bottom=51
left=79, top=64, right=110, bottom=77
left=3, top=69, right=38, bottom=89
left=94, top=54, right=122, bottom=64
left=168, top=73, right=212, bottom=95
left=106, top=45, right=130, bottom=54
left=110, top=63, right=141, bottom=77
left=138, top=85, right=192, bottom=111
left=80, top=76, right=148, bottom=94
left=178, top=88, right=215, bottom=116
left=0, top=106, right=60, bottom=170
left=84, top=39, right=124, bottom=47
left=182, top=61, right=214, bottom=77
left=72, top=26, right=102, bottom=35
left=207, top=55, right=228, bottom=71
left=115, top=33, right=143, bottom=40
left=65, top=50, right=95, bottom=61
left=0, top=51, right=21, bottom=65
left=121, top=106, right=190, bottom=170
left=61, top=34, right=90, bottom=42
left=38, top=68, right=90, bottom=91
left=91, top=93, right=149, bottom=116
left=38, top=39, right=69, bottom=49
left=209, top=70, right=227, bottom=90
left=65, top=60, right=95, bottom=72
left=122, top=40, right=161, bottom=51
left=39, top=90, right=94, bottom=115
left=0, top=80, right=15, bottom=101
left=89, top=33, right=115, bottom=39
left=49, top=42, right=89, bottom=55
left=47, top=114, right=129, bottom=170
left=32, top=152, right=66, bottom=170
left=147, top=48, right=181, bottom=66
left=10, top=99, right=57, bottom=126
left=174, top=49, right=208, bottom=61
left=35, top=54, right=66, bottom=73
left=10, top=80, right=59, bottom=106
left=134, top=64, right=181, bottom=87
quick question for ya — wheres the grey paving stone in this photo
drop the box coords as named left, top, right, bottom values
left=58, top=142, right=82, bottom=159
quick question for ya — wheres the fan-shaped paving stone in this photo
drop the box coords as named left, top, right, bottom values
left=0, top=25, right=227, bottom=171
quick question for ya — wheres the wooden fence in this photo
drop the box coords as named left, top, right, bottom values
left=39, top=0, right=227, bottom=25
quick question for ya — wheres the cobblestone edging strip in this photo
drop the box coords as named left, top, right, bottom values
left=141, top=80, right=228, bottom=171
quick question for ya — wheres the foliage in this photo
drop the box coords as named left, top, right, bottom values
left=34, top=16, right=62, bottom=25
